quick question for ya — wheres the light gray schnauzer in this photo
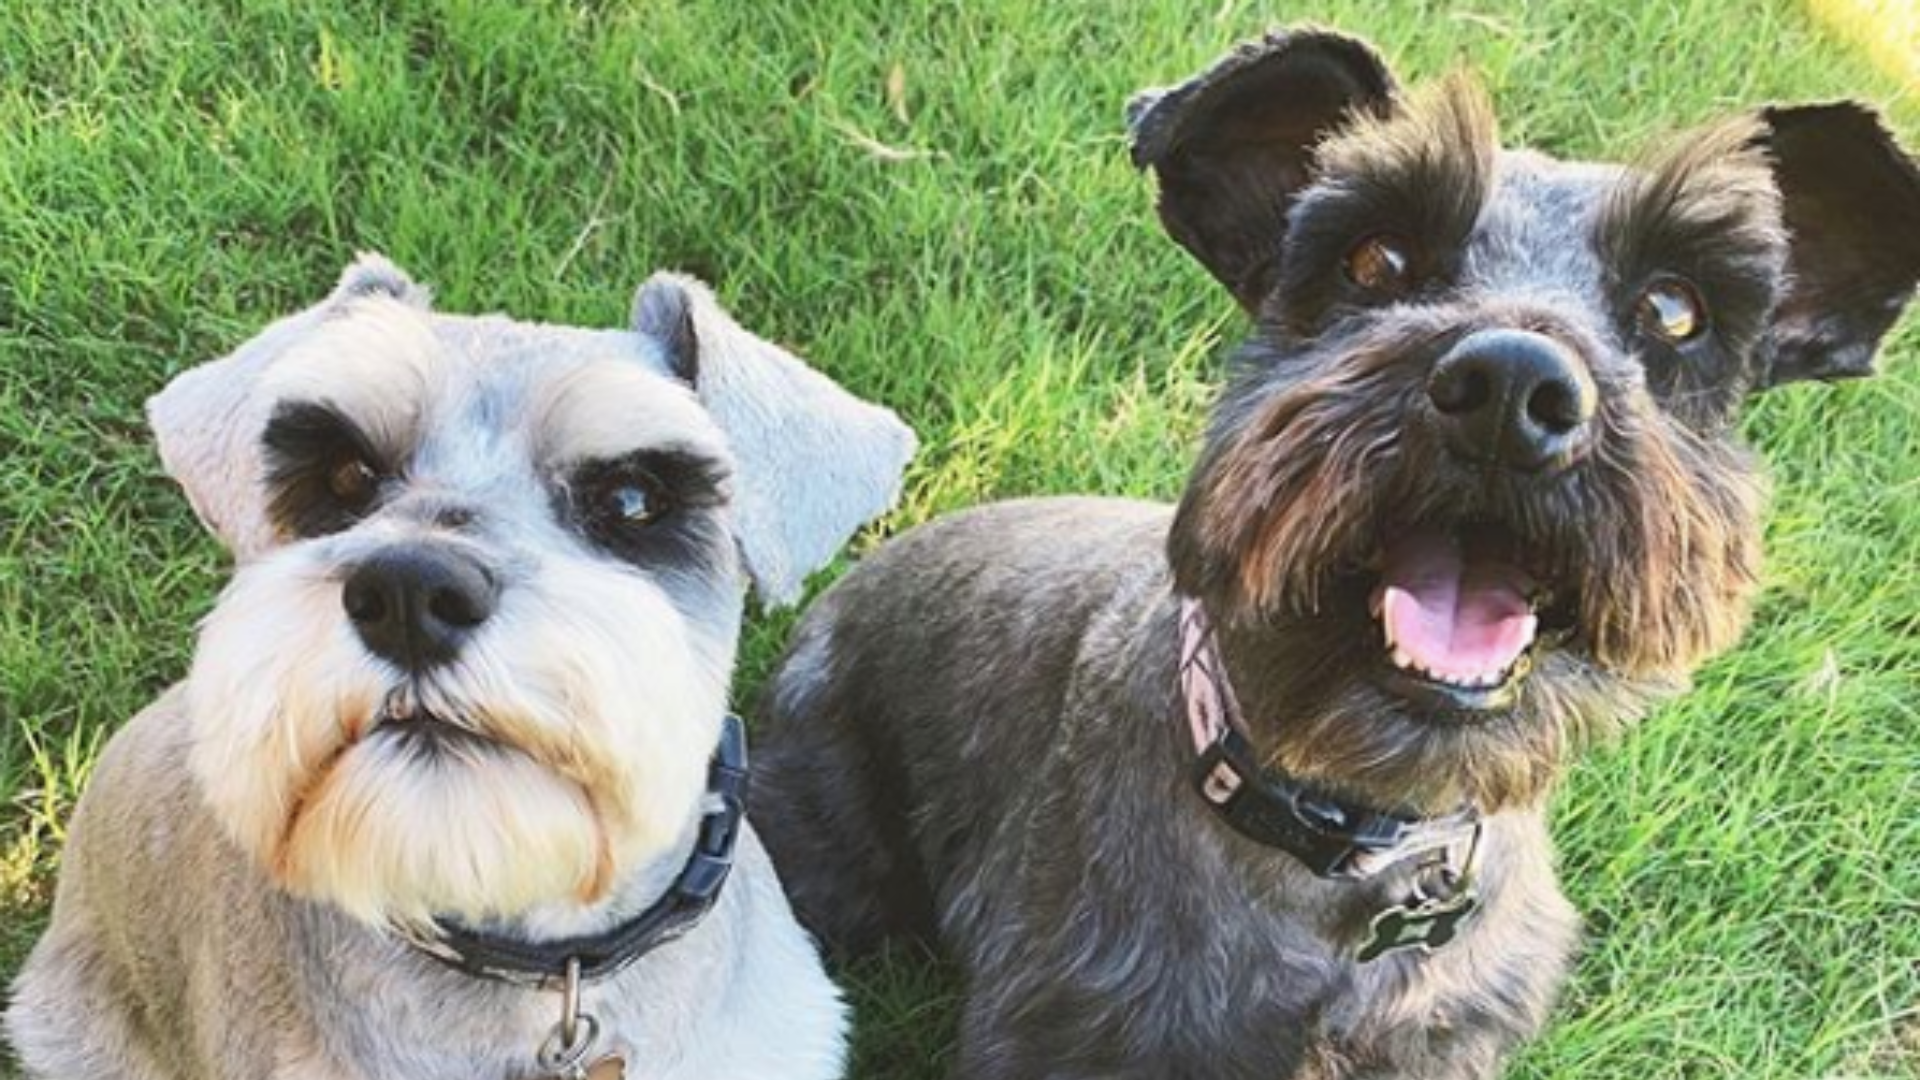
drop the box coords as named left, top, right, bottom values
left=5, top=254, right=915, bottom=1080
left=753, top=28, right=1920, bottom=1080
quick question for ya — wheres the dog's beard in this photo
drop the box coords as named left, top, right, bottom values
left=1166, top=319, right=1771, bottom=809
left=1174, top=320, right=1768, bottom=678
left=186, top=545, right=732, bottom=927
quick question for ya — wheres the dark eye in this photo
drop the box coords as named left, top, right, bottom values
left=328, top=457, right=381, bottom=511
left=1344, top=234, right=1413, bottom=293
left=1636, top=278, right=1707, bottom=343
left=565, top=450, right=726, bottom=557
left=593, top=477, right=664, bottom=528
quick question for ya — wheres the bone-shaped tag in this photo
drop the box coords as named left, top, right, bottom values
left=1355, top=889, right=1479, bottom=963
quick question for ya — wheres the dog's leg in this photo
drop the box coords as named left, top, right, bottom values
left=7, top=920, right=171, bottom=1080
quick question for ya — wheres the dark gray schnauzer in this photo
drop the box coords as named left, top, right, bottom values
left=6, top=255, right=915, bottom=1079
left=752, top=28, right=1920, bottom=1080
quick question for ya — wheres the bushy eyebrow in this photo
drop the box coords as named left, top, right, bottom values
left=530, top=361, right=727, bottom=470
left=1309, top=72, right=1499, bottom=254
left=259, top=399, right=392, bottom=538
left=1270, top=74, right=1498, bottom=329
left=261, top=400, right=386, bottom=473
left=1591, top=117, right=1788, bottom=361
left=1593, top=117, right=1786, bottom=286
left=559, top=445, right=732, bottom=509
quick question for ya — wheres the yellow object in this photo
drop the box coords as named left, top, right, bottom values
left=1808, top=0, right=1920, bottom=90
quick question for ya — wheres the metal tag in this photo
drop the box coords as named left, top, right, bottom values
left=585, top=1056, right=627, bottom=1080
left=1355, top=889, right=1479, bottom=963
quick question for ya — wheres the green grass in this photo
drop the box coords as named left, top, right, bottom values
left=2, top=0, right=1915, bottom=1076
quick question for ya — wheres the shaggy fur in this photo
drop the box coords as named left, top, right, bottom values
left=753, top=28, right=1920, bottom=1080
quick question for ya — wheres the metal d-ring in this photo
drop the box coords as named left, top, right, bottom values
left=560, top=957, right=583, bottom=1046
left=536, top=958, right=601, bottom=1079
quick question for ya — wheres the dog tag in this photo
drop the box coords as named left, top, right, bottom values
left=585, top=1056, right=626, bottom=1080
left=1355, top=889, right=1479, bottom=963
left=546, top=1053, right=624, bottom=1080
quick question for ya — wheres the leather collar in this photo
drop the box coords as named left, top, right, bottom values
left=1176, top=597, right=1480, bottom=881
left=395, top=714, right=749, bottom=990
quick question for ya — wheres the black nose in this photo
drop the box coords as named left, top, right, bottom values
left=341, top=547, right=498, bottom=671
left=1427, top=329, right=1596, bottom=472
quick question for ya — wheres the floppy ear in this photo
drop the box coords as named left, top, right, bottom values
left=1758, top=103, right=1920, bottom=387
left=632, top=274, right=917, bottom=607
left=145, top=253, right=430, bottom=558
left=1127, top=28, right=1397, bottom=311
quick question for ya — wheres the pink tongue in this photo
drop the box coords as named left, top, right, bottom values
left=1375, top=529, right=1537, bottom=681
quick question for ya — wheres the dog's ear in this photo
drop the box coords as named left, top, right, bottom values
left=1757, top=103, right=1920, bottom=387
left=632, top=274, right=917, bottom=607
left=1128, top=28, right=1397, bottom=311
left=146, top=253, right=431, bottom=557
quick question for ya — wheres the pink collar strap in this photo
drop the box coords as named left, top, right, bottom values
left=1176, top=596, right=1482, bottom=885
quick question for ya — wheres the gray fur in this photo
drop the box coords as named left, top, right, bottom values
left=632, top=273, right=919, bottom=607
left=7, top=254, right=911, bottom=1079
left=754, top=28, right=1920, bottom=1080
left=758, top=502, right=1576, bottom=1080
left=9, top=690, right=825, bottom=1080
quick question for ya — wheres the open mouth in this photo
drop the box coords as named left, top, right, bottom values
left=1364, top=522, right=1576, bottom=713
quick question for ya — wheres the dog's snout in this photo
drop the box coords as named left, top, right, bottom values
left=1427, top=329, right=1596, bottom=472
left=342, top=547, right=498, bottom=670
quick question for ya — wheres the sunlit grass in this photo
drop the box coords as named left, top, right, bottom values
left=1807, top=0, right=1920, bottom=89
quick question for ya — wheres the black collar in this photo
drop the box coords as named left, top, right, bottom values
left=1177, top=597, right=1480, bottom=881
left=1192, top=725, right=1477, bottom=879
left=396, top=714, right=750, bottom=989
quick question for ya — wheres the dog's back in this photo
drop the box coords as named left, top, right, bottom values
left=755, top=495, right=1174, bottom=956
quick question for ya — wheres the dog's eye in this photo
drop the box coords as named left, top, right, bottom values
left=1636, top=279, right=1707, bottom=343
left=328, top=457, right=381, bottom=510
left=1344, top=235, right=1413, bottom=293
left=567, top=451, right=723, bottom=551
left=608, top=484, right=656, bottom=524
left=597, top=480, right=662, bottom=527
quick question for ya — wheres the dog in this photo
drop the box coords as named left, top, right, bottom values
left=750, top=28, right=1920, bottom=1080
left=4, top=254, right=915, bottom=1080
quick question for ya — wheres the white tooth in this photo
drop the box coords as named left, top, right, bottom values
left=1392, top=647, right=1416, bottom=670
left=1369, top=589, right=1386, bottom=620
left=1520, top=613, right=1540, bottom=648
left=1382, top=619, right=1397, bottom=650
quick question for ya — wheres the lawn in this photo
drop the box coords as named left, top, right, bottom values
left=1, top=0, right=1915, bottom=1076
